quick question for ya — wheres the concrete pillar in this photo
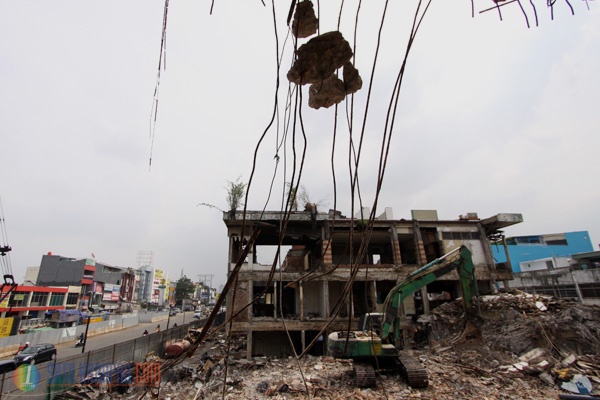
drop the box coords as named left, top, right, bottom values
left=412, top=221, right=430, bottom=315
left=246, top=236, right=254, bottom=271
left=322, top=280, right=329, bottom=318
left=300, top=281, right=304, bottom=321
left=390, top=225, right=403, bottom=266
left=322, top=239, right=333, bottom=265
left=502, top=236, right=513, bottom=289
left=369, top=281, right=377, bottom=312
left=477, top=223, right=498, bottom=293
left=569, top=269, right=584, bottom=303
left=274, top=281, right=278, bottom=318
left=248, top=280, right=253, bottom=321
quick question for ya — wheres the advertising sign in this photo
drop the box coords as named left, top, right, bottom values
left=0, top=317, right=13, bottom=337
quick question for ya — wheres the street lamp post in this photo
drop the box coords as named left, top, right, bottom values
left=81, top=292, right=94, bottom=354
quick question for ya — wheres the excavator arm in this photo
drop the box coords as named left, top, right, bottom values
left=382, top=245, right=477, bottom=340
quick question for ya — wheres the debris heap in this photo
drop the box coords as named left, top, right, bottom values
left=64, top=291, right=600, bottom=399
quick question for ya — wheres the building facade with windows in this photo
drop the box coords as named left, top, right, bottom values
left=37, top=254, right=136, bottom=311
left=492, top=232, right=600, bottom=305
left=491, top=231, right=594, bottom=273
left=0, top=285, right=76, bottom=317
left=223, top=207, right=522, bottom=358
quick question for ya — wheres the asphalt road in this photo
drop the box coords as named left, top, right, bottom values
left=56, top=311, right=195, bottom=359
left=1, top=311, right=196, bottom=362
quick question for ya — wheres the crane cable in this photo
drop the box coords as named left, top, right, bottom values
left=0, top=195, right=14, bottom=278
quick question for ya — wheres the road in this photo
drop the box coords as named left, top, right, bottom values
left=0, top=311, right=200, bottom=399
left=0, top=311, right=196, bottom=362
left=56, top=311, right=195, bottom=359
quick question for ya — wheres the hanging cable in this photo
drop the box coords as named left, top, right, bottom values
left=0, top=195, right=17, bottom=304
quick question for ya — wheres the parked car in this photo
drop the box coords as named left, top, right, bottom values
left=14, top=344, right=57, bottom=365
left=0, top=360, right=17, bottom=374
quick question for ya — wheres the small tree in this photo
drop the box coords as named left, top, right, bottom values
left=175, top=276, right=196, bottom=303
left=286, top=182, right=299, bottom=211
left=226, top=176, right=246, bottom=213
left=286, top=183, right=318, bottom=211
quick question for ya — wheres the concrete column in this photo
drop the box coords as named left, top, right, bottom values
left=248, top=280, right=253, bottom=321
left=322, top=280, right=329, bottom=318
left=412, top=221, right=427, bottom=266
left=569, top=269, right=584, bottom=304
left=477, top=223, right=498, bottom=293
left=412, top=221, right=430, bottom=315
left=502, top=236, right=513, bottom=289
left=274, top=281, right=278, bottom=318
left=25, top=289, right=33, bottom=307
left=390, top=225, right=403, bottom=266
left=322, top=239, right=333, bottom=265
left=246, top=236, right=254, bottom=271
left=300, top=281, right=304, bottom=321
left=369, top=281, right=377, bottom=312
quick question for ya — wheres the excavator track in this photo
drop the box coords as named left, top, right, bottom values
left=354, top=362, right=376, bottom=388
left=397, top=353, right=428, bottom=388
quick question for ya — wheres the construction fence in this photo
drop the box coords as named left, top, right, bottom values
left=0, top=312, right=224, bottom=400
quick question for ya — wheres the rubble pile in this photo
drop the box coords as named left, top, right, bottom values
left=430, top=291, right=600, bottom=356
left=426, top=291, right=600, bottom=398
left=67, top=292, right=600, bottom=399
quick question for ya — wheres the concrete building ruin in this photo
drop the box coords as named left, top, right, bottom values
left=223, top=208, right=523, bottom=358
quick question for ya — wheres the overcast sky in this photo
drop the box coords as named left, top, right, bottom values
left=1, top=1, right=598, bottom=290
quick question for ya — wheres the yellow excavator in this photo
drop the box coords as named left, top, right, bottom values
left=327, top=245, right=478, bottom=388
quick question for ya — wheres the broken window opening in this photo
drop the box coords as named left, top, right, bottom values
left=252, top=283, right=275, bottom=318
left=276, top=281, right=298, bottom=319
left=328, top=281, right=349, bottom=318
left=352, top=281, right=376, bottom=316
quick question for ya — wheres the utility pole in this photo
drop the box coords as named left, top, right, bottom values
left=81, top=291, right=94, bottom=353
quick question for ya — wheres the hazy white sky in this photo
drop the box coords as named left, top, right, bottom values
left=1, top=1, right=598, bottom=290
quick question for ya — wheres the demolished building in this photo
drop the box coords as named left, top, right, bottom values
left=223, top=208, right=523, bottom=358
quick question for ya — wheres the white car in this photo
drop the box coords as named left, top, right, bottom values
left=193, top=310, right=202, bottom=319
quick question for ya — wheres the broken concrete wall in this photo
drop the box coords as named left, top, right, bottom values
left=228, top=280, right=250, bottom=324
left=512, top=268, right=574, bottom=287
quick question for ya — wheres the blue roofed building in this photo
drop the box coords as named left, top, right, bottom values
left=493, top=231, right=600, bottom=305
left=491, top=231, right=594, bottom=273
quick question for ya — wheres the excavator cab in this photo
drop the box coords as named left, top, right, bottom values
left=358, top=312, right=384, bottom=335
